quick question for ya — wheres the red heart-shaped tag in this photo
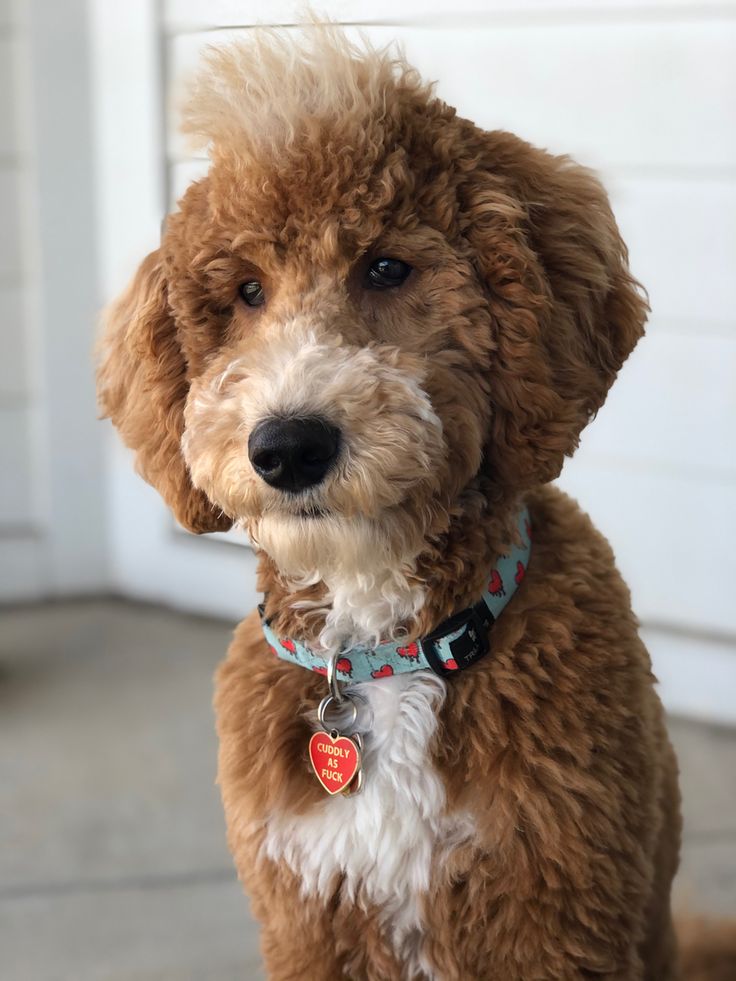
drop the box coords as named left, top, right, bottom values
left=308, top=731, right=361, bottom=796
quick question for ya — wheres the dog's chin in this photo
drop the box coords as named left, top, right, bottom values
left=248, top=511, right=369, bottom=579
left=247, top=507, right=425, bottom=588
left=293, top=506, right=330, bottom=520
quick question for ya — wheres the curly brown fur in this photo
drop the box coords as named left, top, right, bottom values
left=96, top=24, right=730, bottom=981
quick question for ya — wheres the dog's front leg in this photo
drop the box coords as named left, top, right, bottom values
left=254, top=877, right=407, bottom=981
left=258, top=916, right=342, bottom=981
left=423, top=741, right=669, bottom=979
left=422, top=858, right=648, bottom=981
left=418, top=768, right=676, bottom=981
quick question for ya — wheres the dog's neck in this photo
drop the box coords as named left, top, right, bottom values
left=257, top=482, right=522, bottom=650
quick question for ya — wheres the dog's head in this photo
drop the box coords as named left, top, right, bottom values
left=97, top=28, right=646, bottom=581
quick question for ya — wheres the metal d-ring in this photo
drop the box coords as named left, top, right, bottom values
left=317, top=693, right=358, bottom=732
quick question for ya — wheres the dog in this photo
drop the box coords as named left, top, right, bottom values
left=97, top=25, right=734, bottom=981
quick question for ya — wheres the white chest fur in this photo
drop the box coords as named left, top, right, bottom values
left=263, top=672, right=474, bottom=971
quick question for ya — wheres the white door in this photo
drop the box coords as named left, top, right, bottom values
left=88, top=0, right=258, bottom=618
left=89, top=0, right=736, bottom=719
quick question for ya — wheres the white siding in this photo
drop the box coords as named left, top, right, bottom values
left=612, top=176, right=736, bottom=330
left=162, top=0, right=736, bottom=31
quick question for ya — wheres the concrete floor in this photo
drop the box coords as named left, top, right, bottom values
left=1, top=599, right=734, bottom=981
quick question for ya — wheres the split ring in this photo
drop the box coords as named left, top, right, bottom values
left=317, top=693, right=358, bottom=731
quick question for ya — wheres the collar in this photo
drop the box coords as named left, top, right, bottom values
left=261, top=506, right=531, bottom=683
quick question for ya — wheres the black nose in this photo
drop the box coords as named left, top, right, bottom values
left=248, top=417, right=340, bottom=492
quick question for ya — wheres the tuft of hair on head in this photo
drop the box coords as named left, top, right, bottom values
left=180, top=19, right=432, bottom=167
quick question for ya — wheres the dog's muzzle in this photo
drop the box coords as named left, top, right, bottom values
left=248, top=416, right=340, bottom=492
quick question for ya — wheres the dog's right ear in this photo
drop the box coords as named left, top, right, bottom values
left=96, top=248, right=232, bottom=534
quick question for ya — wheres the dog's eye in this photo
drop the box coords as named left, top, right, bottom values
left=239, top=280, right=265, bottom=307
left=366, top=258, right=412, bottom=290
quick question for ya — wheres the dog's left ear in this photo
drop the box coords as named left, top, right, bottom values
left=460, top=129, right=648, bottom=489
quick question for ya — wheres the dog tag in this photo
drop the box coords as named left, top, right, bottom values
left=308, top=728, right=361, bottom=796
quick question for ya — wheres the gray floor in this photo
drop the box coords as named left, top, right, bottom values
left=1, top=600, right=734, bottom=980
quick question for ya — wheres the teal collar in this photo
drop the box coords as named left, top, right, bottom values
left=261, top=507, right=531, bottom=683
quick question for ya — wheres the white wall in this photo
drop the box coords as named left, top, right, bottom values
left=0, top=0, right=107, bottom=601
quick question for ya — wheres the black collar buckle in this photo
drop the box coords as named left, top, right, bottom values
left=422, top=599, right=495, bottom=677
